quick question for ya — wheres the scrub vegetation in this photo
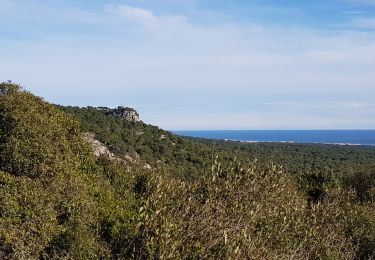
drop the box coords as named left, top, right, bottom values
left=1, top=82, right=374, bottom=259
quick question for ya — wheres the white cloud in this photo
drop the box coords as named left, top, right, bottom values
left=2, top=21, right=375, bottom=97
left=105, top=4, right=157, bottom=29
left=104, top=4, right=187, bottom=30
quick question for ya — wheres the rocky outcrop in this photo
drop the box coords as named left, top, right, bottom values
left=98, top=106, right=140, bottom=122
left=81, top=133, right=116, bottom=159
left=82, top=132, right=151, bottom=170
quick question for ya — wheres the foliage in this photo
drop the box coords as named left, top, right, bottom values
left=341, top=165, right=375, bottom=202
left=0, top=83, right=92, bottom=178
left=134, top=158, right=357, bottom=259
left=0, top=83, right=374, bottom=258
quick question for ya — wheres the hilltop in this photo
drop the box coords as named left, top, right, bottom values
left=97, top=106, right=140, bottom=123
left=1, top=82, right=374, bottom=259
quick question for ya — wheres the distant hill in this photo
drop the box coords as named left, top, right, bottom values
left=59, top=104, right=375, bottom=180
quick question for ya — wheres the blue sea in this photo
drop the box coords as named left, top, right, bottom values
left=172, top=130, right=375, bottom=146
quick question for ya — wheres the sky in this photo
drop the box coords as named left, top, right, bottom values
left=1, top=0, right=375, bottom=130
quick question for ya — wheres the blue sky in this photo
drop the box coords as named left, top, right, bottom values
left=1, top=0, right=375, bottom=130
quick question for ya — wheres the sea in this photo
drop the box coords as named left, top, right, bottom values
left=172, top=130, right=375, bottom=146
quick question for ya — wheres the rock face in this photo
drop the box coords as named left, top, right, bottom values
left=98, top=106, right=140, bottom=122
left=81, top=133, right=116, bottom=159
left=81, top=132, right=151, bottom=170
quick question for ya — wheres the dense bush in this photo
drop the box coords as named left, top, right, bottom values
left=0, top=83, right=91, bottom=178
left=341, top=165, right=375, bottom=202
left=134, top=158, right=373, bottom=259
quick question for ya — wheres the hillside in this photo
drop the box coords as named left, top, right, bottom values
left=60, top=104, right=375, bottom=202
left=1, top=82, right=375, bottom=259
left=60, top=105, right=375, bottom=174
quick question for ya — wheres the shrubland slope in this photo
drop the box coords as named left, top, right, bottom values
left=0, top=82, right=374, bottom=259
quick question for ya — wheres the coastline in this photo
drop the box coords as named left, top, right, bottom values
left=172, top=130, right=375, bottom=146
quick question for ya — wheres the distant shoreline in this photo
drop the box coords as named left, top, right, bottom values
left=172, top=130, right=375, bottom=146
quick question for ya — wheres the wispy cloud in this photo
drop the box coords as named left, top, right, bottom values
left=105, top=4, right=157, bottom=29
left=343, top=11, right=364, bottom=15
left=104, top=4, right=187, bottom=30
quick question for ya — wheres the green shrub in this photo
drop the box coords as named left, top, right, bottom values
left=133, top=158, right=359, bottom=259
left=341, top=166, right=375, bottom=202
left=0, top=82, right=92, bottom=178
